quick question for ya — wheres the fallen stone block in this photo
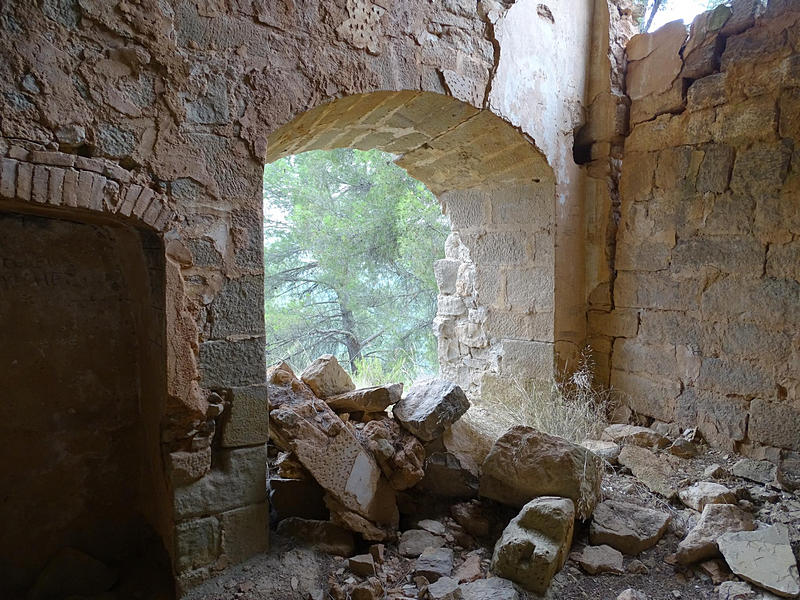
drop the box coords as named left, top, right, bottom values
left=480, top=426, right=602, bottom=520
left=300, top=354, right=355, bottom=398
left=425, top=576, right=461, bottom=600
left=732, top=458, right=777, bottom=485
left=618, top=445, right=680, bottom=499
left=589, top=499, right=670, bottom=555
left=718, top=524, right=800, bottom=598
left=459, top=576, right=520, bottom=600
left=674, top=503, right=755, bottom=565
left=602, top=424, right=669, bottom=448
left=678, top=481, right=737, bottom=511
left=362, top=417, right=425, bottom=491
left=393, top=378, right=470, bottom=441
left=572, top=544, right=624, bottom=575
left=581, top=439, right=622, bottom=464
left=399, top=529, right=446, bottom=558
left=349, top=553, right=376, bottom=577
left=420, top=451, right=479, bottom=498
left=326, top=383, right=402, bottom=413
left=490, top=496, right=575, bottom=595
left=415, top=547, right=454, bottom=582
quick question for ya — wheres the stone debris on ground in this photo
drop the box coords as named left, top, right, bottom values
left=238, top=356, right=800, bottom=600
left=589, top=499, right=671, bottom=555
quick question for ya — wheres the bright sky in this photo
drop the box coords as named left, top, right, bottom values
left=648, top=0, right=713, bottom=31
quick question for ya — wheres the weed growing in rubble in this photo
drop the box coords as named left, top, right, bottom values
left=470, top=348, right=613, bottom=445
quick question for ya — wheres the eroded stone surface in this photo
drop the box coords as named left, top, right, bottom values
left=718, top=525, right=800, bottom=598
left=480, top=426, right=603, bottom=520
left=393, top=378, right=470, bottom=442
left=490, top=496, right=575, bottom=595
left=589, top=499, right=671, bottom=555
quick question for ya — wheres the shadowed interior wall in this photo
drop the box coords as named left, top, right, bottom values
left=0, top=211, right=169, bottom=593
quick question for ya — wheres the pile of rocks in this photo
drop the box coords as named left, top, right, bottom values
left=266, top=357, right=799, bottom=600
left=267, top=355, right=606, bottom=598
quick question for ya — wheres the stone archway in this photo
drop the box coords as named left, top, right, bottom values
left=266, top=90, right=557, bottom=397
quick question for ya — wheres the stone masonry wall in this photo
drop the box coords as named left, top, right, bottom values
left=589, top=0, right=800, bottom=455
left=0, top=0, right=596, bottom=593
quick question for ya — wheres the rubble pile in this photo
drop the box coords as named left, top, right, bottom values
left=264, top=355, right=800, bottom=600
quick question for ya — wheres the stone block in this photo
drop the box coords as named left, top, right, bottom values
left=615, top=271, right=701, bottom=311
left=221, top=384, right=269, bottom=447
left=0, top=158, right=17, bottom=198
left=16, top=161, right=32, bottom=201
left=491, top=184, right=551, bottom=225
left=779, top=88, right=800, bottom=140
left=199, top=337, right=266, bottom=388
left=505, top=267, right=553, bottom=312
left=610, top=369, right=680, bottom=422
left=168, top=447, right=212, bottom=486
left=31, top=165, right=49, bottom=204
left=209, top=275, right=264, bottom=339
left=767, top=241, right=800, bottom=281
left=619, top=151, right=657, bottom=201
left=441, top=189, right=487, bottom=230
left=615, top=241, right=672, bottom=271
left=30, top=150, right=75, bottom=167
left=220, top=503, right=269, bottom=564
left=713, top=97, right=777, bottom=144
left=675, top=388, right=749, bottom=449
left=47, top=167, right=65, bottom=205
left=730, top=142, right=791, bottom=198
left=630, top=80, right=685, bottom=125
left=474, top=267, right=501, bottom=302
left=62, top=169, right=79, bottom=207
left=613, top=339, right=676, bottom=379
left=500, top=340, right=553, bottom=381
left=702, top=277, right=800, bottom=327
left=696, top=357, right=772, bottom=396
left=466, top=231, right=528, bottom=266
left=434, top=259, right=460, bottom=295
left=671, top=238, right=764, bottom=278
left=175, top=516, right=220, bottom=571
left=749, top=399, right=800, bottom=451
left=696, top=144, right=734, bottom=193
left=173, top=445, right=268, bottom=520
left=686, top=73, right=727, bottom=112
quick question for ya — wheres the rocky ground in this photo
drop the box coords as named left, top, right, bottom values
left=186, top=355, right=800, bottom=600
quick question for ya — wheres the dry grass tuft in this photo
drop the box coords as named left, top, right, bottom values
left=468, top=348, right=613, bottom=446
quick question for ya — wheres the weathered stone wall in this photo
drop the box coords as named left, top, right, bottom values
left=0, top=0, right=597, bottom=592
left=0, top=211, right=168, bottom=593
left=589, top=0, right=800, bottom=455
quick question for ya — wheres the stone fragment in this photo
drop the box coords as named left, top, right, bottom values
left=416, top=547, right=454, bottom=582
left=581, top=439, right=622, bottom=464
left=420, top=451, right=479, bottom=498
left=30, top=548, right=118, bottom=600
left=699, top=559, right=731, bottom=584
left=732, top=459, right=777, bottom=485
left=418, top=519, right=447, bottom=535
left=490, top=496, right=575, bottom=595
left=220, top=384, right=268, bottom=447
left=362, top=417, right=426, bottom=490
left=326, top=383, right=402, bottom=413
left=617, top=590, right=649, bottom=600
left=674, top=503, right=755, bottom=565
left=480, top=426, right=602, bottom=520
left=716, top=581, right=758, bottom=599
left=778, top=451, right=800, bottom=492
left=459, top=577, right=520, bottom=600
left=300, top=354, right=355, bottom=398
left=326, top=493, right=397, bottom=542
left=351, top=577, right=383, bottom=600
left=718, top=524, right=800, bottom=598
left=618, top=446, right=679, bottom=499
left=349, top=554, right=376, bottom=577
left=669, top=438, right=699, bottom=458
left=627, top=560, right=649, bottom=574
left=602, top=424, right=669, bottom=448
left=426, top=576, right=461, bottom=600
left=276, top=518, right=355, bottom=556
left=168, top=447, right=212, bottom=486
left=589, top=499, right=671, bottom=555
left=399, top=529, right=446, bottom=558
left=393, top=378, right=470, bottom=442
left=269, top=365, right=395, bottom=529
left=678, top=482, right=737, bottom=512
left=705, top=464, right=729, bottom=479
left=572, top=544, right=624, bottom=575
left=454, top=552, right=483, bottom=583
left=451, top=501, right=490, bottom=538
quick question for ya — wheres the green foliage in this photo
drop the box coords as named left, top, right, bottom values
left=263, top=148, right=449, bottom=380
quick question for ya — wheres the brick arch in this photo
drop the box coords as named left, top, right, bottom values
left=0, top=147, right=175, bottom=232
left=266, top=91, right=559, bottom=397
